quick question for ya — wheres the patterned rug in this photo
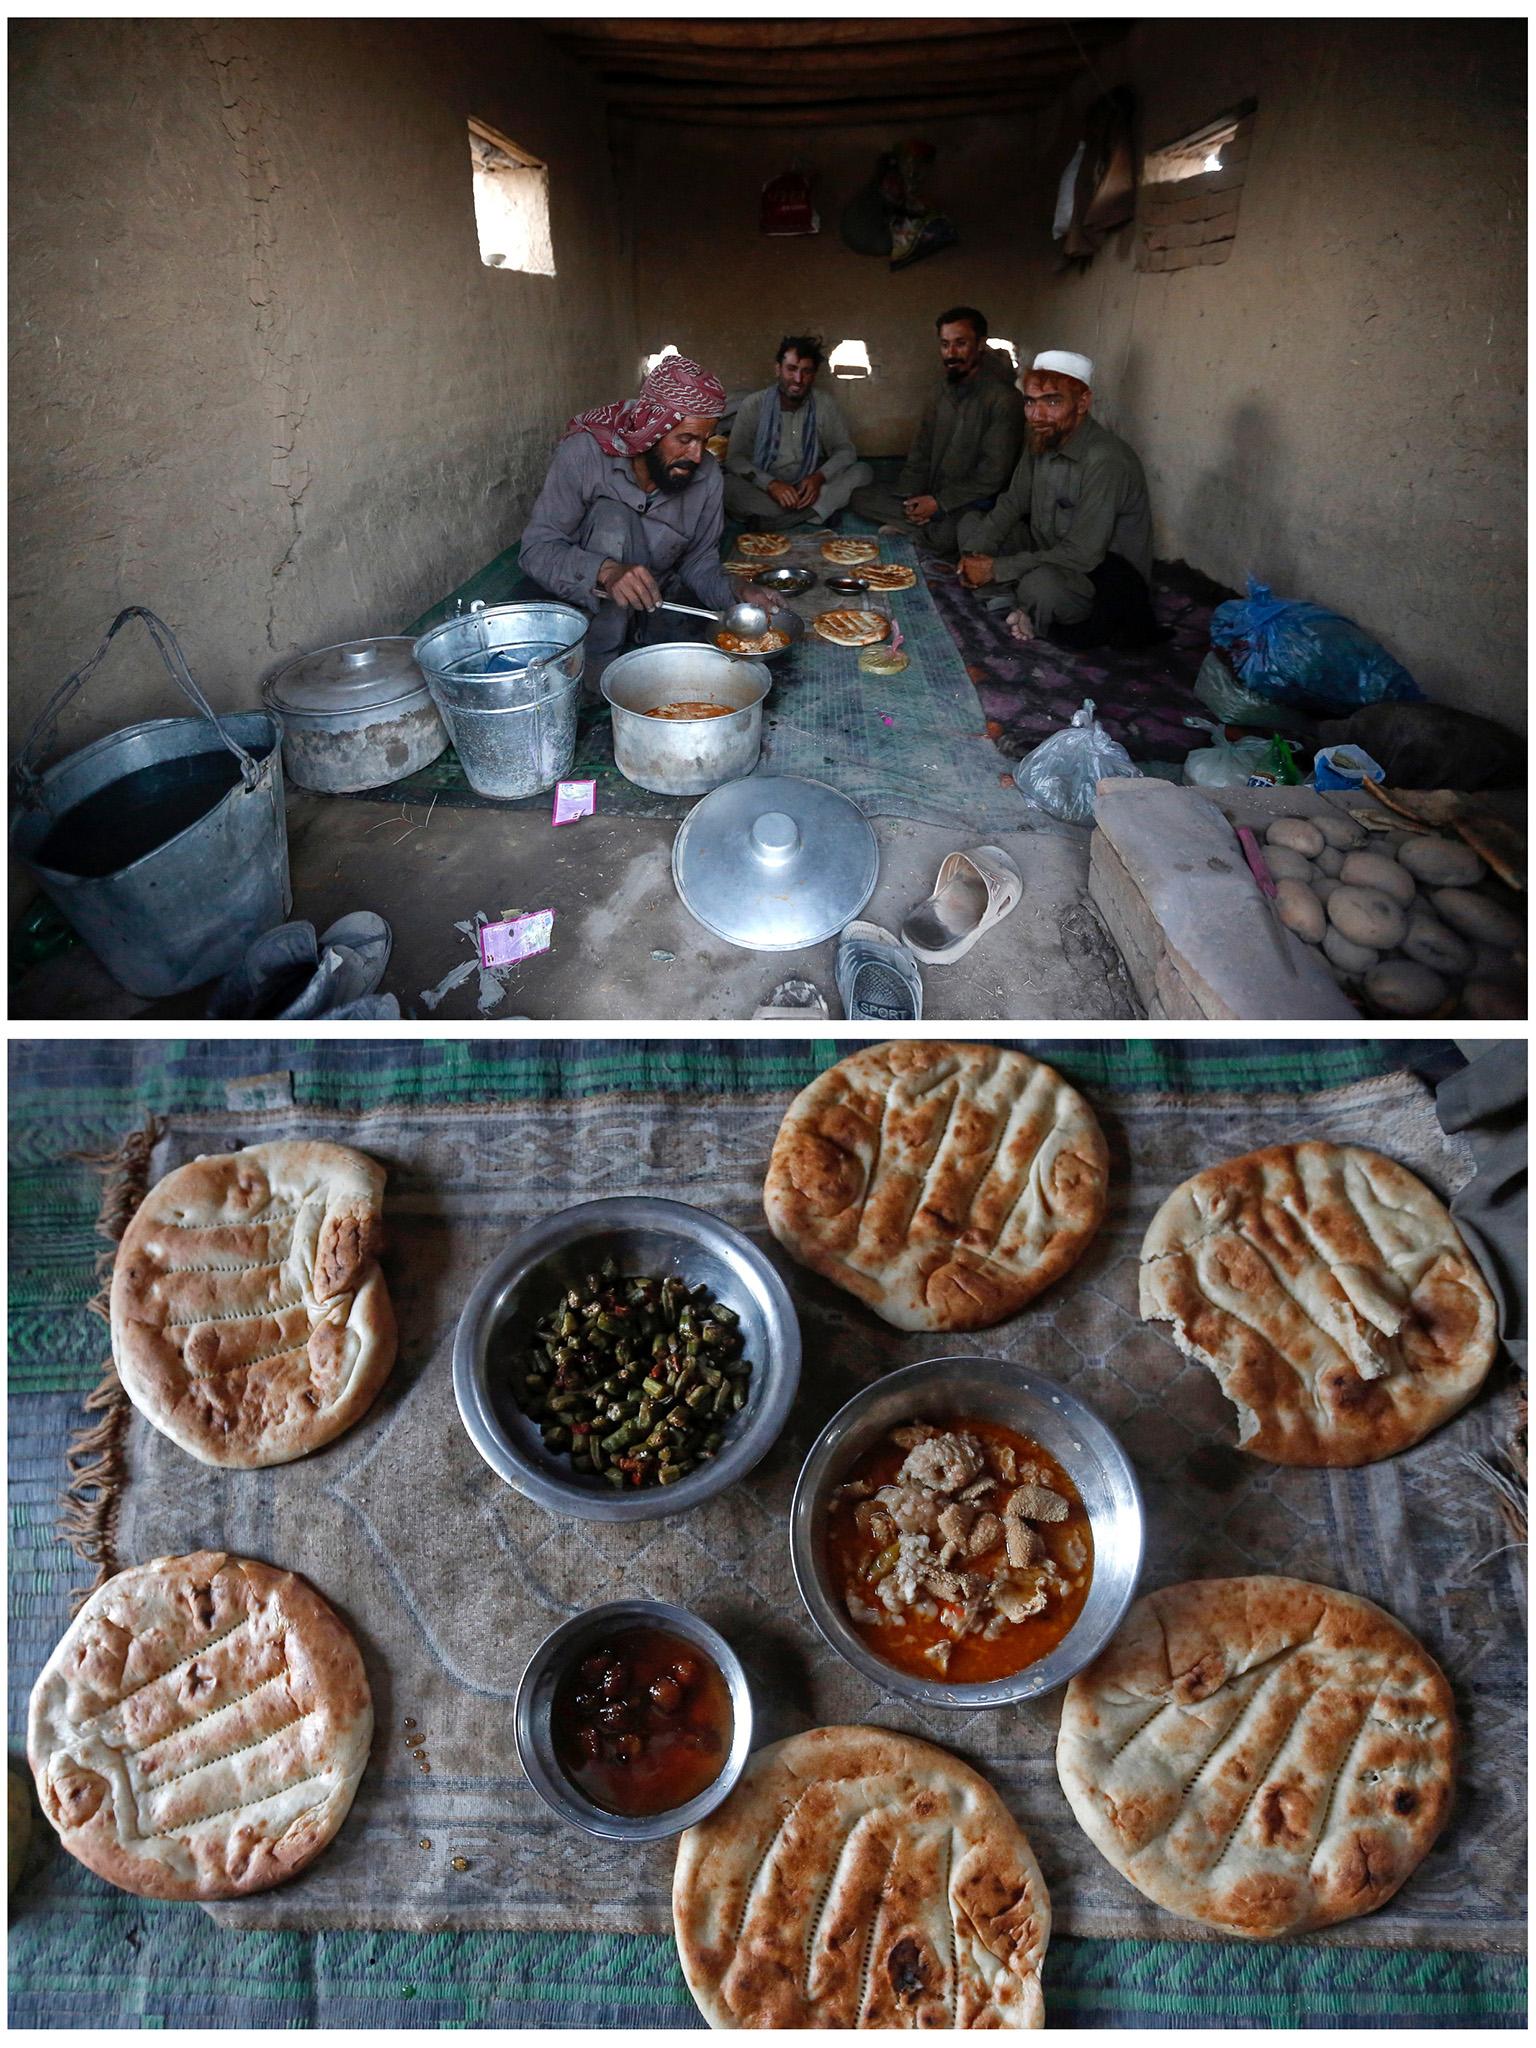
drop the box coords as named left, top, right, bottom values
left=8, top=1039, right=1526, bottom=2030
left=924, top=557, right=1226, bottom=767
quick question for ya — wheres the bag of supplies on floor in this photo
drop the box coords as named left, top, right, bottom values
left=1012, top=699, right=1141, bottom=823
left=1209, top=578, right=1421, bottom=711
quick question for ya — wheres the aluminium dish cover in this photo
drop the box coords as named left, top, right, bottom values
left=263, top=637, right=431, bottom=716
left=672, top=773, right=878, bottom=951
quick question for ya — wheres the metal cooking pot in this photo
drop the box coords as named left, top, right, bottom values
left=602, top=643, right=771, bottom=796
left=262, top=636, right=446, bottom=793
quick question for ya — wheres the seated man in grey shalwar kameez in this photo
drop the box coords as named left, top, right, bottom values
left=849, top=306, right=1025, bottom=557
left=519, top=356, right=737, bottom=682
left=723, top=336, right=872, bottom=531
left=957, top=349, right=1157, bottom=649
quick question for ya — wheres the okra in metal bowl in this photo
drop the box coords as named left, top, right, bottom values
left=453, top=1198, right=801, bottom=1522
left=518, top=1266, right=753, bottom=1485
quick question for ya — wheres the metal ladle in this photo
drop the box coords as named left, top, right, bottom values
left=656, top=596, right=772, bottom=637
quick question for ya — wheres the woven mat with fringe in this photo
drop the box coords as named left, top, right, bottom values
left=10, top=1039, right=1526, bottom=2028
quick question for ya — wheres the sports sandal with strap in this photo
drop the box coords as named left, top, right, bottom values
left=835, top=921, right=923, bottom=1022
left=899, top=844, right=1023, bottom=965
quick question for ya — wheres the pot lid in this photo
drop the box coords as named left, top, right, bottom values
left=672, top=774, right=878, bottom=951
left=263, top=637, right=428, bottom=715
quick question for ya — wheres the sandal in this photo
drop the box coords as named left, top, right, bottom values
left=899, top=845, right=1022, bottom=964
left=835, top=921, right=923, bottom=1022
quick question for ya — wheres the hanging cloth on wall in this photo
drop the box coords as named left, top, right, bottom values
left=838, top=142, right=958, bottom=269
left=1052, top=142, right=1086, bottom=239
left=1058, top=87, right=1137, bottom=266
left=761, top=169, right=819, bottom=235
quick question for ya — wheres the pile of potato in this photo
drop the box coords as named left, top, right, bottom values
left=1261, top=811, right=1525, bottom=1018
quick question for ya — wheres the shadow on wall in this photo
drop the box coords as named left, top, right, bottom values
left=1182, top=399, right=1292, bottom=596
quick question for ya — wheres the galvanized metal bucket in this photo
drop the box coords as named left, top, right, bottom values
left=10, top=607, right=291, bottom=999
left=412, top=600, right=586, bottom=799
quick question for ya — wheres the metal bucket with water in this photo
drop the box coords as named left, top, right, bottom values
left=412, top=601, right=587, bottom=800
left=10, top=607, right=291, bottom=998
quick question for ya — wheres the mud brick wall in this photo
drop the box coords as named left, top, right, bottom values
left=9, top=20, right=636, bottom=748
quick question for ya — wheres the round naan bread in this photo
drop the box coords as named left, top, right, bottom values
left=861, top=562, right=918, bottom=591
left=821, top=537, right=881, bottom=565
left=29, top=1551, right=372, bottom=1901
left=765, top=1041, right=1109, bottom=1331
left=812, top=607, right=891, bottom=647
left=1139, top=1142, right=1498, bottom=1466
left=735, top=531, right=792, bottom=558
left=1056, top=1575, right=1456, bottom=1938
left=110, top=1140, right=396, bottom=1469
left=674, top=1725, right=1050, bottom=2028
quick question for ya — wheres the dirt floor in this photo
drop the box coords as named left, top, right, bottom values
left=11, top=790, right=1141, bottom=1022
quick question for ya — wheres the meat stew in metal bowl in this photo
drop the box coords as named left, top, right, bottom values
left=823, top=1418, right=1094, bottom=1685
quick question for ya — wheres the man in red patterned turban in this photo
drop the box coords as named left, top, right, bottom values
left=521, top=356, right=738, bottom=680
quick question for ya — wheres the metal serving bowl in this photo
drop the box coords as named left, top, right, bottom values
left=753, top=565, right=817, bottom=599
left=714, top=605, right=805, bottom=664
left=514, top=1599, right=753, bottom=1841
left=824, top=573, right=871, bottom=597
left=790, top=1356, right=1144, bottom=1710
left=453, top=1197, right=801, bottom=1523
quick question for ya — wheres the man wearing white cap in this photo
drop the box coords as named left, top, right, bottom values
left=957, top=349, right=1156, bottom=647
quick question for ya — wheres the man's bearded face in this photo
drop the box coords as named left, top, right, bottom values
left=1023, top=373, right=1091, bottom=452
left=775, top=351, right=818, bottom=408
left=939, top=321, right=984, bottom=383
left=642, top=415, right=716, bottom=493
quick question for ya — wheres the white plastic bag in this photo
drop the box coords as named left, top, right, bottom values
left=1012, top=699, right=1140, bottom=824
left=1182, top=719, right=1272, bottom=788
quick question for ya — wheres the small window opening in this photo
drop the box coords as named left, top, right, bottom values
left=469, top=117, right=555, bottom=275
left=828, top=338, right=871, bottom=379
left=1137, top=100, right=1256, bottom=274
left=987, top=338, right=1019, bottom=371
left=1143, top=103, right=1252, bottom=186
left=642, top=343, right=680, bottom=378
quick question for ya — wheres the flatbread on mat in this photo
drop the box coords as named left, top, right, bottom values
left=673, top=1725, right=1050, bottom=2027
left=1139, top=1142, right=1498, bottom=1466
left=821, top=537, right=881, bottom=565
left=861, top=562, right=918, bottom=591
left=734, top=531, right=792, bottom=558
left=110, top=1140, right=396, bottom=1469
left=28, top=1551, right=372, bottom=1901
left=1055, top=1575, right=1457, bottom=1939
left=764, top=1041, right=1109, bottom=1331
left=812, top=608, right=891, bottom=647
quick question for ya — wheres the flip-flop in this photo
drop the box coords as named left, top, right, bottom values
left=900, top=845, right=1022, bottom=964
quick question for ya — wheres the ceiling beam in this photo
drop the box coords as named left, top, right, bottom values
left=601, top=71, right=1080, bottom=109
left=551, top=26, right=1115, bottom=71
left=554, top=17, right=1122, bottom=50
left=582, top=48, right=1094, bottom=87
left=609, top=93, right=1054, bottom=127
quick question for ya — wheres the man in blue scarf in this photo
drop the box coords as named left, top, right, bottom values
left=723, top=336, right=872, bottom=531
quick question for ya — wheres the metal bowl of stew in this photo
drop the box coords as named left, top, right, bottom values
left=514, top=1598, right=753, bottom=1840
left=790, top=1357, right=1144, bottom=1711
left=453, top=1197, right=801, bottom=1522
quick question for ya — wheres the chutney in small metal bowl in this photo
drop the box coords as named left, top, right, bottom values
left=514, top=1599, right=752, bottom=1840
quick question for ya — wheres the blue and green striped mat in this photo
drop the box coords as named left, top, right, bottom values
left=9, top=1038, right=1523, bottom=2029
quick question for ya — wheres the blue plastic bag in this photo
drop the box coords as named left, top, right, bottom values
left=1209, top=579, right=1421, bottom=712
